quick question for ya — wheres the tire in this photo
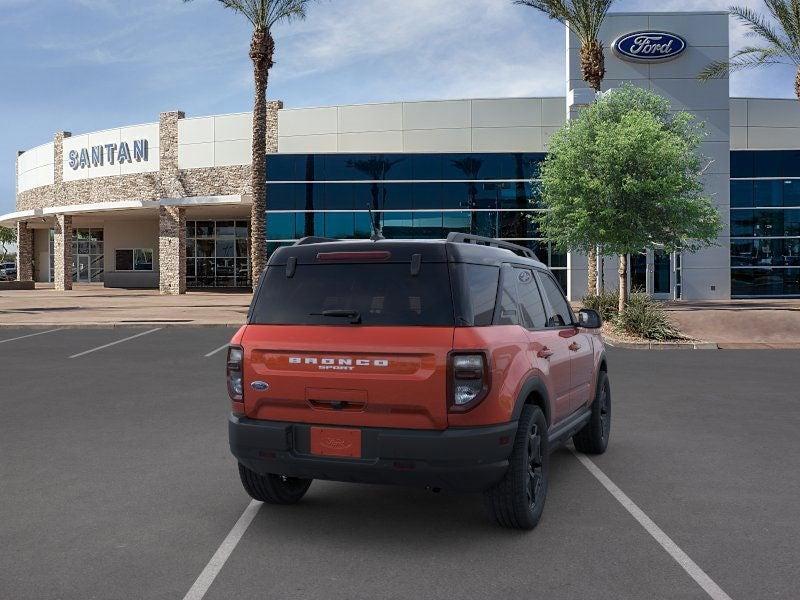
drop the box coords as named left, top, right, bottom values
left=237, top=463, right=312, bottom=505
left=483, top=405, right=549, bottom=530
left=573, top=371, right=611, bottom=455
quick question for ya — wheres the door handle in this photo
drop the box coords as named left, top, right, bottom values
left=569, top=342, right=581, bottom=352
left=537, top=347, right=554, bottom=359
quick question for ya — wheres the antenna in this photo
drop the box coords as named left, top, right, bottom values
left=366, top=203, right=385, bottom=241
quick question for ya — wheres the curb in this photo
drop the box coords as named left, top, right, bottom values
left=604, top=338, right=719, bottom=350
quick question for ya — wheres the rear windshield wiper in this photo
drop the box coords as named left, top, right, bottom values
left=310, top=309, right=362, bottom=324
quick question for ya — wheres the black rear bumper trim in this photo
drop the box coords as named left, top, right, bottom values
left=229, top=415, right=517, bottom=493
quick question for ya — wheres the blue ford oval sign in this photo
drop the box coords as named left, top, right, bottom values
left=613, top=31, right=686, bottom=62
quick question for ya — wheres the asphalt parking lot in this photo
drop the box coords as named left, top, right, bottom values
left=1, top=327, right=799, bottom=600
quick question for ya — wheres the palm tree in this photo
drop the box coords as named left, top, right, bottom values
left=184, top=0, right=313, bottom=287
left=515, top=0, right=615, bottom=294
left=699, top=2, right=800, bottom=101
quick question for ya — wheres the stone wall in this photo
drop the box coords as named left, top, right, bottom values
left=158, top=206, right=186, bottom=295
left=53, top=214, right=73, bottom=291
left=16, top=222, right=33, bottom=282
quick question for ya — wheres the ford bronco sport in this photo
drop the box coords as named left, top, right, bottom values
left=228, top=233, right=609, bottom=529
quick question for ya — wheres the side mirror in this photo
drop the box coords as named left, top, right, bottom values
left=578, top=308, right=602, bottom=329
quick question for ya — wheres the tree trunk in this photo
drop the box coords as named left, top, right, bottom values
left=581, top=39, right=604, bottom=294
left=249, top=28, right=275, bottom=288
left=580, top=40, right=605, bottom=92
left=795, top=67, right=800, bottom=102
left=618, top=254, right=628, bottom=313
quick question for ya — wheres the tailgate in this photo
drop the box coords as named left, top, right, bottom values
left=242, top=325, right=454, bottom=430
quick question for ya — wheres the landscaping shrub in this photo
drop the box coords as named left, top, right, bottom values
left=616, top=293, right=684, bottom=341
left=581, top=290, right=620, bottom=322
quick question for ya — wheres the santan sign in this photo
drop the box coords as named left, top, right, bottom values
left=613, top=31, right=687, bottom=62
left=68, top=139, right=149, bottom=170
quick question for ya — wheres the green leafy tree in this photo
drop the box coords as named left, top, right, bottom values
left=515, top=0, right=616, bottom=293
left=536, top=85, right=722, bottom=311
left=0, top=226, right=15, bottom=263
left=699, top=2, right=800, bottom=100
left=184, top=0, right=314, bottom=286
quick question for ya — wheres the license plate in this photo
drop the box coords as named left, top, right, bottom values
left=310, top=427, right=362, bottom=458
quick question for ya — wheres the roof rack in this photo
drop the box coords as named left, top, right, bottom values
left=446, top=233, right=538, bottom=260
left=293, top=236, right=339, bottom=246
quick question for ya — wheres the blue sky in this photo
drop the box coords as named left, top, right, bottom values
left=1, top=0, right=797, bottom=215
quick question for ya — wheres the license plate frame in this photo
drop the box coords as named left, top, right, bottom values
left=310, top=426, right=362, bottom=458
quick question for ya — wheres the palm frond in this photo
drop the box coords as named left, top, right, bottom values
left=699, top=46, right=788, bottom=80
left=730, top=5, right=800, bottom=64
left=515, top=0, right=616, bottom=43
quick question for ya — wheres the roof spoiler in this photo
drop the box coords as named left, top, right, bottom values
left=446, top=233, right=539, bottom=260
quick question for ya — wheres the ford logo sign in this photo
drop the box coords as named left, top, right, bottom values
left=613, top=31, right=686, bottom=63
left=250, top=381, right=269, bottom=391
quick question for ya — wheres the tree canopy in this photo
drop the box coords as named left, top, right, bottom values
left=536, top=84, right=722, bottom=259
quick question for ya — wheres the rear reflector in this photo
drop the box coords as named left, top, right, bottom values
left=316, top=251, right=391, bottom=262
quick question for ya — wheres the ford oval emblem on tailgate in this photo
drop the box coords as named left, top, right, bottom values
left=250, top=381, right=269, bottom=391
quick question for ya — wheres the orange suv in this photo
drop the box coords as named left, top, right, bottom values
left=228, top=234, right=610, bottom=529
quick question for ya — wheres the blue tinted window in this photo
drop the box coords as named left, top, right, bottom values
left=266, top=213, right=295, bottom=240
left=754, top=180, right=783, bottom=207
left=325, top=183, right=354, bottom=210
left=294, top=212, right=323, bottom=239
left=731, top=210, right=753, bottom=237
left=266, top=155, right=297, bottom=181
left=443, top=211, right=471, bottom=233
left=412, top=155, right=442, bottom=180
left=754, top=151, right=783, bottom=177
left=412, top=182, right=442, bottom=209
left=383, top=183, right=413, bottom=210
left=413, top=212, right=444, bottom=237
left=730, top=151, right=754, bottom=178
left=781, top=150, right=800, bottom=177
left=324, top=213, right=355, bottom=238
left=441, top=183, right=470, bottom=209
left=786, top=210, right=800, bottom=235
left=730, top=181, right=753, bottom=208
left=732, top=268, right=800, bottom=296
left=783, top=180, right=800, bottom=207
left=354, top=212, right=372, bottom=238
left=298, top=183, right=324, bottom=211
left=382, top=212, right=414, bottom=238
left=267, top=184, right=298, bottom=210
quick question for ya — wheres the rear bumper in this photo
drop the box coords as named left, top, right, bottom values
left=229, top=414, right=517, bottom=493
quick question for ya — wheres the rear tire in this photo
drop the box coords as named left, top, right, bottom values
left=483, top=405, right=549, bottom=530
left=573, top=371, right=611, bottom=455
left=238, top=463, right=312, bottom=504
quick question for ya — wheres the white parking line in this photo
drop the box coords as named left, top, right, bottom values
left=68, top=328, right=162, bottom=359
left=204, top=343, right=230, bottom=358
left=571, top=450, right=733, bottom=600
left=0, top=329, right=63, bottom=345
left=182, top=500, right=262, bottom=600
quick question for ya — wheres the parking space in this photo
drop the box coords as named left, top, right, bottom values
left=1, top=329, right=798, bottom=599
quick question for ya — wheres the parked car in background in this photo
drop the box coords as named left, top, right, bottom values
left=0, top=262, right=16, bottom=281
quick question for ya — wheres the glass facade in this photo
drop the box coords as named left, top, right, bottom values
left=47, top=228, right=105, bottom=283
left=731, top=151, right=800, bottom=297
left=265, top=153, right=568, bottom=290
left=186, top=220, right=251, bottom=288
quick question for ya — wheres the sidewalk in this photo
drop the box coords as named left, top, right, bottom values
left=664, top=300, right=800, bottom=349
left=0, top=284, right=252, bottom=327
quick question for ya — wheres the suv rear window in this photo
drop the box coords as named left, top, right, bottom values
left=250, top=263, right=454, bottom=326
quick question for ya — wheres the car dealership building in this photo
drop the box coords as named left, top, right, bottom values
left=4, top=10, right=800, bottom=300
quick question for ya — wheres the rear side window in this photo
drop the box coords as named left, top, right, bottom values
left=451, top=264, right=500, bottom=326
left=538, top=271, right=573, bottom=327
left=250, top=263, right=454, bottom=326
left=495, top=266, right=520, bottom=326
left=515, top=268, right=548, bottom=329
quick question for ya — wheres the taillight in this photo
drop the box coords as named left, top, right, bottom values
left=227, top=345, right=244, bottom=401
left=448, top=352, right=490, bottom=412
